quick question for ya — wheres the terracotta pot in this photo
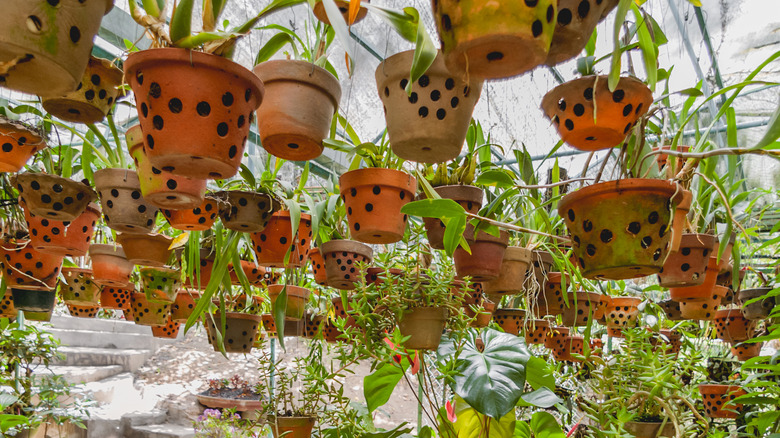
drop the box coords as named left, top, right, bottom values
left=253, top=60, right=341, bottom=161
left=163, top=197, right=219, bottom=231
left=545, top=0, right=618, bottom=66
left=698, top=384, right=745, bottom=419
left=492, top=308, right=525, bottom=335
left=561, top=291, right=605, bottom=326
left=366, top=267, right=404, bottom=285
left=59, top=268, right=100, bottom=305
left=0, top=290, right=15, bottom=317
left=15, top=173, right=96, bottom=221
left=332, top=295, right=358, bottom=328
left=422, top=185, right=483, bottom=249
left=713, top=308, right=755, bottom=343
left=483, top=246, right=533, bottom=295
left=262, top=314, right=277, bottom=337
left=533, top=272, right=568, bottom=316
left=655, top=329, right=682, bottom=355
left=716, top=267, right=743, bottom=307
left=312, top=0, right=369, bottom=24
left=24, top=308, right=54, bottom=321
left=739, top=287, right=775, bottom=320
left=272, top=416, right=316, bottom=438
left=130, top=292, right=172, bottom=326
left=231, top=294, right=264, bottom=315
left=304, top=314, right=325, bottom=339
left=0, top=0, right=113, bottom=96
left=604, top=296, right=642, bottom=330
left=320, top=240, right=373, bottom=290
left=89, top=244, right=133, bottom=287
left=124, top=48, right=264, bottom=179
left=542, top=76, right=653, bottom=151
left=624, top=421, right=675, bottom=438
left=668, top=189, right=692, bottom=253
left=0, top=118, right=47, bottom=172
left=472, top=299, right=495, bottom=328
left=66, top=303, right=100, bottom=318
left=117, top=233, right=174, bottom=267
left=658, top=234, right=717, bottom=288
left=658, top=299, right=683, bottom=321
left=228, top=260, right=268, bottom=287
left=654, top=145, right=691, bottom=174
left=669, top=256, right=720, bottom=302
left=151, top=316, right=181, bottom=339
left=309, top=248, right=328, bottom=286
left=453, top=227, right=510, bottom=281
left=715, top=235, right=735, bottom=273
left=43, top=56, right=124, bottom=124
left=140, top=267, right=181, bottom=304
left=398, top=306, right=448, bottom=350
left=731, top=341, right=762, bottom=361
left=340, top=168, right=417, bottom=244
left=544, top=326, right=570, bottom=359
left=322, top=322, right=340, bottom=342
left=432, top=0, right=556, bottom=79
left=216, top=190, right=281, bottom=233
left=268, top=285, right=310, bottom=320
left=678, top=285, right=727, bottom=320
left=23, top=200, right=100, bottom=257
left=99, top=286, right=133, bottom=310
left=561, top=335, right=585, bottom=362
left=526, top=250, right=554, bottom=292
left=205, top=312, right=262, bottom=353
left=251, top=212, right=313, bottom=268
left=0, top=238, right=63, bottom=288
left=523, top=319, right=550, bottom=345
left=376, top=50, right=483, bottom=163
left=94, top=168, right=159, bottom=233
left=10, top=288, right=55, bottom=313
left=169, top=290, right=200, bottom=322
left=127, top=124, right=207, bottom=210
left=558, top=179, right=681, bottom=280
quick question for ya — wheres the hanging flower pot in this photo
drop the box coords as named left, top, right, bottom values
left=398, top=307, right=448, bottom=350
left=651, top=329, right=682, bottom=355
left=15, top=173, right=96, bottom=221
left=268, top=285, right=310, bottom=320
left=89, top=244, right=133, bottom=288
left=0, top=117, right=47, bottom=172
left=309, top=248, right=328, bottom=286
left=117, top=232, right=174, bottom=267
left=739, top=287, right=775, bottom=320
left=561, top=335, right=585, bottom=362
left=472, top=299, right=496, bottom=328
left=677, top=285, right=727, bottom=321
left=532, top=272, right=568, bottom=316
left=654, top=145, right=691, bottom=173
left=124, top=48, right=264, bottom=180
left=253, top=60, right=341, bottom=161
left=312, top=0, right=369, bottom=25
left=492, top=308, right=525, bottom=335
left=205, top=312, right=262, bottom=353
left=561, top=291, right=605, bottom=327
left=171, top=290, right=201, bottom=322
left=320, top=240, right=373, bottom=290
left=657, top=234, right=717, bottom=288
left=66, top=303, right=100, bottom=318
left=99, top=285, right=132, bottom=310
left=731, top=341, right=762, bottom=361
left=23, top=200, right=100, bottom=257
left=251, top=212, right=313, bottom=268
left=0, top=0, right=114, bottom=96
left=271, top=416, right=316, bottom=438
left=163, top=197, right=219, bottom=231
left=545, top=0, right=618, bottom=66
left=228, top=260, right=268, bottom=286
left=140, top=267, right=180, bottom=304
left=523, top=319, right=550, bottom=345
left=422, top=185, right=483, bottom=249
left=151, top=316, right=181, bottom=339
left=304, top=314, right=325, bottom=339
left=669, top=256, right=719, bottom=302
left=127, top=124, right=207, bottom=210
left=24, top=309, right=54, bottom=321
left=0, top=238, right=63, bottom=288
left=658, top=299, right=683, bottom=321
left=483, top=246, right=533, bottom=295
left=605, top=296, right=642, bottom=335
left=262, top=314, right=277, bottom=337
left=623, top=421, right=675, bottom=438
left=526, top=250, right=554, bottom=292
left=698, top=384, right=746, bottom=419
left=544, top=326, right=570, bottom=360
left=0, top=290, right=15, bottom=317
left=94, top=168, right=159, bottom=233
left=453, top=226, right=510, bottom=282
left=42, top=56, right=124, bottom=124
left=59, top=268, right=100, bottom=305
left=332, top=296, right=357, bottom=329
left=185, top=253, right=214, bottom=290
left=130, top=291, right=171, bottom=326
left=541, top=75, right=653, bottom=151
left=713, top=309, right=755, bottom=344
left=216, top=190, right=281, bottom=233
left=558, top=179, right=681, bottom=280
left=717, top=266, right=742, bottom=307
left=366, top=267, right=404, bottom=285
left=432, top=0, right=556, bottom=79
left=10, top=287, right=56, bottom=313
left=376, top=50, right=483, bottom=162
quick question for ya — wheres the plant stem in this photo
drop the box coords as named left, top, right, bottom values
left=693, top=172, right=749, bottom=239
left=516, top=178, right=593, bottom=190
left=86, top=124, right=118, bottom=167
left=464, top=212, right=572, bottom=243
left=105, top=114, right=126, bottom=168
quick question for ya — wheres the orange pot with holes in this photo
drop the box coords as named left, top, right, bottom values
left=163, top=196, right=219, bottom=231
left=561, top=335, right=585, bottom=362
left=66, top=303, right=100, bottom=318
left=677, top=285, right=727, bottom=321
left=89, top=244, right=134, bottom=288
left=171, top=290, right=201, bottom=322
left=545, top=326, right=570, bottom=360
left=320, top=240, right=373, bottom=290
left=151, top=316, right=181, bottom=339
left=23, top=200, right=100, bottom=258
left=533, top=272, right=569, bottom=316
left=713, top=309, right=755, bottom=344
left=561, top=291, right=604, bottom=327
left=309, top=248, right=328, bottom=286
left=731, top=341, right=762, bottom=361
left=422, top=185, right=484, bottom=249
left=185, top=253, right=214, bottom=290
left=0, top=118, right=47, bottom=172
left=130, top=292, right=172, bottom=326
left=545, top=0, right=618, bottom=66
left=605, top=296, right=642, bottom=330
left=658, top=234, right=716, bottom=288
left=0, top=290, right=16, bottom=317
left=94, top=168, right=159, bottom=233
left=43, top=56, right=124, bottom=124
left=251, top=212, right=313, bottom=268
left=453, top=226, right=510, bottom=282
left=117, top=233, right=174, bottom=267
left=0, top=238, right=63, bottom=288
left=100, top=286, right=133, bottom=310
left=698, top=384, right=745, bottom=419
left=669, top=256, right=720, bottom=302
left=228, top=261, right=267, bottom=286
left=492, top=308, right=525, bottom=335
left=523, top=319, right=550, bottom=345
left=59, top=268, right=101, bottom=305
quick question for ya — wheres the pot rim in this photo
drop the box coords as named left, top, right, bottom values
left=558, top=178, right=681, bottom=215
left=320, top=239, right=373, bottom=259
left=252, top=59, right=341, bottom=108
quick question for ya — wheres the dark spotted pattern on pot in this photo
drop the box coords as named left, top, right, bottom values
left=15, top=173, right=97, bottom=221
left=523, top=319, right=550, bottom=345
left=0, top=238, right=63, bottom=288
left=152, top=317, right=181, bottom=339
left=0, top=290, right=15, bottom=317
left=94, top=168, right=159, bottom=233
left=163, top=197, right=219, bottom=231
left=66, top=303, right=100, bottom=318
left=320, top=240, right=373, bottom=290
left=23, top=200, right=100, bottom=257
left=698, top=385, right=745, bottom=419
left=99, top=286, right=132, bottom=310
left=140, top=267, right=180, bottom=304
left=60, top=268, right=100, bottom=305
left=205, top=312, right=262, bottom=353
left=713, top=309, right=755, bottom=344
left=42, top=56, right=124, bottom=124
left=731, top=341, right=762, bottom=361
left=130, top=292, right=172, bottom=326
left=492, top=308, right=525, bottom=335
left=217, top=190, right=281, bottom=233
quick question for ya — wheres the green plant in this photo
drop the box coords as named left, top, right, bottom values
left=324, top=118, right=405, bottom=171
left=254, top=16, right=339, bottom=77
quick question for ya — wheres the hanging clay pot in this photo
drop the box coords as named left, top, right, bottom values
left=453, top=226, right=510, bottom=282
left=422, top=185, right=483, bottom=249
left=253, top=60, right=341, bottom=161
left=432, top=0, right=556, bottom=79
left=532, top=272, right=569, bottom=316
left=262, top=314, right=277, bottom=337
left=366, top=267, right=404, bottom=285
left=66, top=303, right=100, bottom=318
left=398, top=306, right=448, bottom=350
left=89, top=244, right=134, bottom=287
left=604, top=296, right=642, bottom=335
left=309, top=248, right=328, bottom=286
left=623, top=421, right=675, bottom=438
left=127, top=124, right=207, bottom=210
left=717, top=266, right=743, bottom=307
left=561, top=291, right=605, bottom=327
left=698, top=384, right=745, bottom=419
left=228, top=260, right=268, bottom=287
left=130, top=291, right=172, bottom=326
left=523, top=319, right=550, bottom=345
left=545, top=326, right=570, bottom=360
left=677, top=285, right=727, bottom=321
left=483, top=246, right=533, bottom=295
left=312, top=0, right=369, bottom=25
left=526, top=250, right=555, bottom=292
left=117, top=233, right=174, bottom=267
left=0, top=117, right=47, bottom=172
left=713, top=308, right=755, bottom=344
left=59, top=268, right=100, bottom=305
left=233, top=294, right=264, bottom=314
left=99, top=285, right=132, bottom=310
left=23, top=200, right=100, bottom=258
left=0, top=0, right=114, bottom=96
left=171, top=290, right=201, bottom=322
left=669, top=256, right=719, bottom=302
left=658, top=329, right=682, bottom=355
left=10, top=287, right=55, bottom=313
left=658, top=299, right=683, bottom=321
left=124, top=48, right=264, bottom=180
left=715, top=234, right=735, bottom=273
left=268, top=285, right=310, bottom=320
left=320, top=240, right=373, bottom=290
left=205, top=312, right=262, bottom=353
left=668, top=189, right=692, bottom=253
left=492, top=308, right=525, bottom=335
left=272, top=416, right=316, bottom=438
left=184, top=250, right=214, bottom=290
left=216, top=190, right=281, bottom=233
left=43, top=56, right=124, bottom=124
left=332, top=295, right=358, bottom=328
left=304, top=314, right=325, bottom=339
left=163, top=197, right=219, bottom=231
left=340, top=168, right=417, bottom=244
left=94, top=168, right=159, bottom=233
left=545, top=0, right=619, bottom=66
left=0, top=290, right=15, bottom=317
left=739, top=287, right=775, bottom=320
left=0, top=238, right=63, bottom=288
left=561, top=335, right=585, bottom=362
left=658, top=234, right=717, bottom=288
left=151, top=316, right=181, bottom=339
left=472, top=299, right=496, bottom=328
left=140, top=267, right=181, bottom=304
left=558, top=179, right=681, bottom=280
left=731, top=341, right=762, bottom=361
left=15, top=173, right=96, bottom=222
left=376, top=50, right=483, bottom=163
left=251, top=212, right=313, bottom=268
left=541, top=75, right=652, bottom=151
left=24, top=308, right=54, bottom=321
left=322, top=321, right=341, bottom=343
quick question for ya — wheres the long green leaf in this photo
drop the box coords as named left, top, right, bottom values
left=320, top=0, right=356, bottom=64
left=608, top=0, right=632, bottom=91
left=752, top=100, right=780, bottom=149
left=254, top=33, right=295, bottom=65
left=631, top=4, right=657, bottom=91
left=170, top=0, right=195, bottom=43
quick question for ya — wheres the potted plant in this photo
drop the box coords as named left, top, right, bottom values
left=99, top=285, right=133, bottom=311
left=59, top=267, right=101, bottom=306
left=151, top=316, right=181, bottom=339
left=698, top=356, right=746, bottom=419
left=738, top=270, right=776, bottom=320
left=657, top=233, right=717, bottom=288
left=139, top=266, right=181, bottom=304
left=116, top=232, right=174, bottom=267
left=163, top=195, right=220, bottom=231
left=88, top=243, right=134, bottom=288
left=66, top=303, right=100, bottom=318
left=21, top=199, right=101, bottom=258
left=544, top=0, right=619, bottom=66
left=129, top=289, right=173, bottom=327
left=0, top=115, right=48, bottom=173
left=196, top=375, right=264, bottom=415
left=42, top=56, right=124, bottom=124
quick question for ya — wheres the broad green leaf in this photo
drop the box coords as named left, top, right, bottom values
left=449, top=396, right=515, bottom=438
left=273, top=286, right=287, bottom=351
left=443, top=213, right=467, bottom=257
left=254, top=33, right=295, bottom=65
left=517, top=387, right=561, bottom=408
left=364, top=361, right=405, bottom=413
left=476, top=170, right=516, bottom=188
left=632, top=4, right=657, bottom=91
left=406, top=6, right=437, bottom=95
left=233, top=0, right=306, bottom=35
left=524, top=357, right=555, bottom=390
left=528, top=412, right=566, bottom=438
left=401, top=198, right=466, bottom=219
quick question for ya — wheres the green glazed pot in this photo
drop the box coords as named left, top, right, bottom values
left=140, top=267, right=181, bottom=304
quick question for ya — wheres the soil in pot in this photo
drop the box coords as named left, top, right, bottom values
left=163, top=197, right=219, bottom=231
left=312, top=0, right=368, bottom=24
left=140, top=267, right=181, bottom=304
left=205, top=312, right=262, bottom=353
left=605, top=296, right=642, bottom=332
left=15, top=173, right=97, bottom=221
left=558, top=178, right=681, bottom=280
left=0, top=117, right=47, bottom=172
left=130, top=292, right=172, bottom=326
left=171, top=290, right=201, bottom=322
left=698, top=384, right=746, bottom=419
left=398, top=306, right=448, bottom=350
left=523, top=319, right=550, bottom=345
left=340, top=168, right=417, bottom=244
left=739, top=287, right=775, bottom=320
left=422, top=185, right=483, bottom=249
left=483, top=246, right=532, bottom=295
left=713, top=308, right=755, bottom=344
left=10, top=288, right=56, bottom=313
left=89, top=244, right=134, bottom=288
left=541, top=75, right=653, bottom=151
left=320, top=240, right=373, bottom=290
left=66, top=303, right=100, bottom=318
left=376, top=50, right=483, bottom=163
left=117, top=233, right=174, bottom=267
left=561, top=291, right=605, bottom=326
left=272, top=416, right=316, bottom=438
left=151, top=317, right=181, bottom=339
left=309, top=248, right=328, bottom=286
left=677, top=285, right=727, bottom=320
left=217, top=190, right=281, bottom=233
left=657, top=234, right=717, bottom=288
left=0, top=238, right=63, bottom=288
left=99, top=286, right=132, bottom=310
left=59, top=268, right=100, bottom=305
left=124, top=48, right=264, bottom=180
left=251, top=212, right=313, bottom=268
left=43, top=56, right=124, bottom=124
left=253, top=60, right=341, bottom=161
left=453, top=226, right=510, bottom=282
left=545, top=0, right=618, bottom=66
left=268, top=285, right=310, bottom=320
left=94, top=168, right=159, bottom=233
left=492, top=308, right=525, bottom=335
left=731, top=341, right=762, bottom=361
left=23, top=200, right=100, bottom=257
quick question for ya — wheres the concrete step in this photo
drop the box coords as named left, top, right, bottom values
left=129, top=423, right=196, bottom=438
left=54, top=346, right=152, bottom=372
left=46, top=327, right=168, bottom=350
left=36, top=364, right=124, bottom=385
left=44, top=315, right=153, bottom=335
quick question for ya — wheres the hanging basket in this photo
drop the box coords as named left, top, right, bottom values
left=268, top=285, right=310, bottom=320
left=130, top=291, right=172, bottom=326
left=151, top=316, right=181, bottom=339
left=94, top=168, right=159, bottom=233
left=713, top=309, right=755, bottom=344
left=308, top=248, right=328, bottom=286
left=492, top=308, right=525, bottom=335
left=66, top=303, right=100, bottom=318
left=398, top=306, right=448, bottom=350
left=532, top=272, right=568, bottom=316
left=658, top=299, right=683, bottom=321
left=228, top=260, right=269, bottom=287
left=140, top=267, right=181, bottom=304
left=422, top=185, right=484, bottom=249
left=483, top=246, right=533, bottom=295
left=525, top=250, right=554, bottom=293
left=698, top=384, right=745, bottom=419
left=23, top=200, right=100, bottom=258
left=171, top=290, right=201, bottom=322
left=545, top=326, right=570, bottom=361
left=604, top=296, right=642, bottom=331
left=658, top=234, right=717, bottom=288
left=117, top=233, right=174, bottom=267
left=99, top=285, right=133, bottom=310
left=523, top=319, right=550, bottom=345
left=42, top=56, right=124, bottom=124
left=11, top=287, right=56, bottom=313
left=59, top=268, right=100, bottom=305
left=561, top=292, right=605, bottom=327
left=677, top=285, right=727, bottom=321
left=251, top=212, right=313, bottom=268
left=163, top=196, right=219, bottom=231
left=0, top=290, right=15, bottom=317
left=669, top=256, right=719, bottom=302
left=453, top=226, right=510, bottom=282
left=0, top=238, right=63, bottom=288
left=0, top=117, right=47, bottom=172
left=320, top=240, right=373, bottom=290
left=217, top=190, right=281, bottom=233
left=738, top=287, right=775, bottom=320
left=731, top=341, right=762, bottom=362
left=205, top=312, right=262, bottom=353
left=545, top=0, right=619, bottom=66
left=312, top=0, right=369, bottom=25
left=89, top=244, right=134, bottom=288
left=15, top=173, right=96, bottom=222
